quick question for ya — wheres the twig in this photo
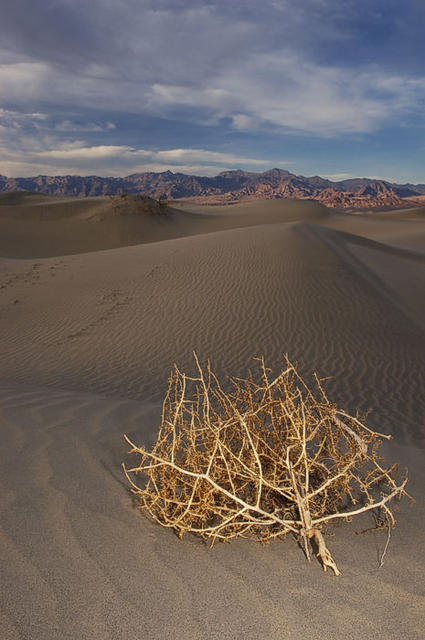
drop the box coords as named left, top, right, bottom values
left=123, top=354, right=408, bottom=576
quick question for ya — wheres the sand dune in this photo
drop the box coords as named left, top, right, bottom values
left=325, top=205, right=425, bottom=252
left=1, top=195, right=424, bottom=638
left=0, top=193, right=327, bottom=258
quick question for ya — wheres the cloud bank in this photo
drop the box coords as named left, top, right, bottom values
left=0, top=1, right=424, bottom=178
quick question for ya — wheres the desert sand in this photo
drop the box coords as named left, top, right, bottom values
left=0, top=193, right=424, bottom=639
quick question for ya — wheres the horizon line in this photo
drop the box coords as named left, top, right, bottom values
left=1, top=167, right=424, bottom=185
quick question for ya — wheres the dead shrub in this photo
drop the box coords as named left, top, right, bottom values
left=123, top=354, right=409, bottom=575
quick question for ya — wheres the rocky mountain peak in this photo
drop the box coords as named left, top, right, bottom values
left=0, top=169, right=424, bottom=210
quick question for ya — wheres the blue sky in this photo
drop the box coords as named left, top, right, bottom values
left=0, top=0, right=424, bottom=182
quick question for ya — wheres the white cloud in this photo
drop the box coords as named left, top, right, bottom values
left=37, top=145, right=271, bottom=166
left=0, top=62, right=50, bottom=102
left=0, top=107, right=48, bottom=126
left=54, top=120, right=116, bottom=132
left=153, top=148, right=269, bottom=165
left=0, top=0, right=424, bottom=146
left=0, top=0, right=424, bottom=182
left=321, top=173, right=357, bottom=180
left=1, top=35, right=424, bottom=139
left=149, top=53, right=422, bottom=136
left=0, top=141, right=281, bottom=177
left=0, top=157, right=238, bottom=178
left=231, top=114, right=259, bottom=131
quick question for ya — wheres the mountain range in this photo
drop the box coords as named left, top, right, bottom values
left=1, top=168, right=425, bottom=209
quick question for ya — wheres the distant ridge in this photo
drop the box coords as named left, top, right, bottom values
left=1, top=168, right=425, bottom=209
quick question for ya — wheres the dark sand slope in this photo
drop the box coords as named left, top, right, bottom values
left=0, top=196, right=424, bottom=639
left=0, top=192, right=327, bottom=258
left=325, top=205, right=425, bottom=252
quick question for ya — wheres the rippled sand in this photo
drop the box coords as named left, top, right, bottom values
left=1, top=195, right=424, bottom=639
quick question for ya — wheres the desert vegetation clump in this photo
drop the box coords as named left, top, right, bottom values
left=123, top=355, right=409, bottom=575
left=109, top=192, right=168, bottom=216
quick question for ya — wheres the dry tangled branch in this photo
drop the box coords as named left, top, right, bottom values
left=123, top=354, right=409, bottom=575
